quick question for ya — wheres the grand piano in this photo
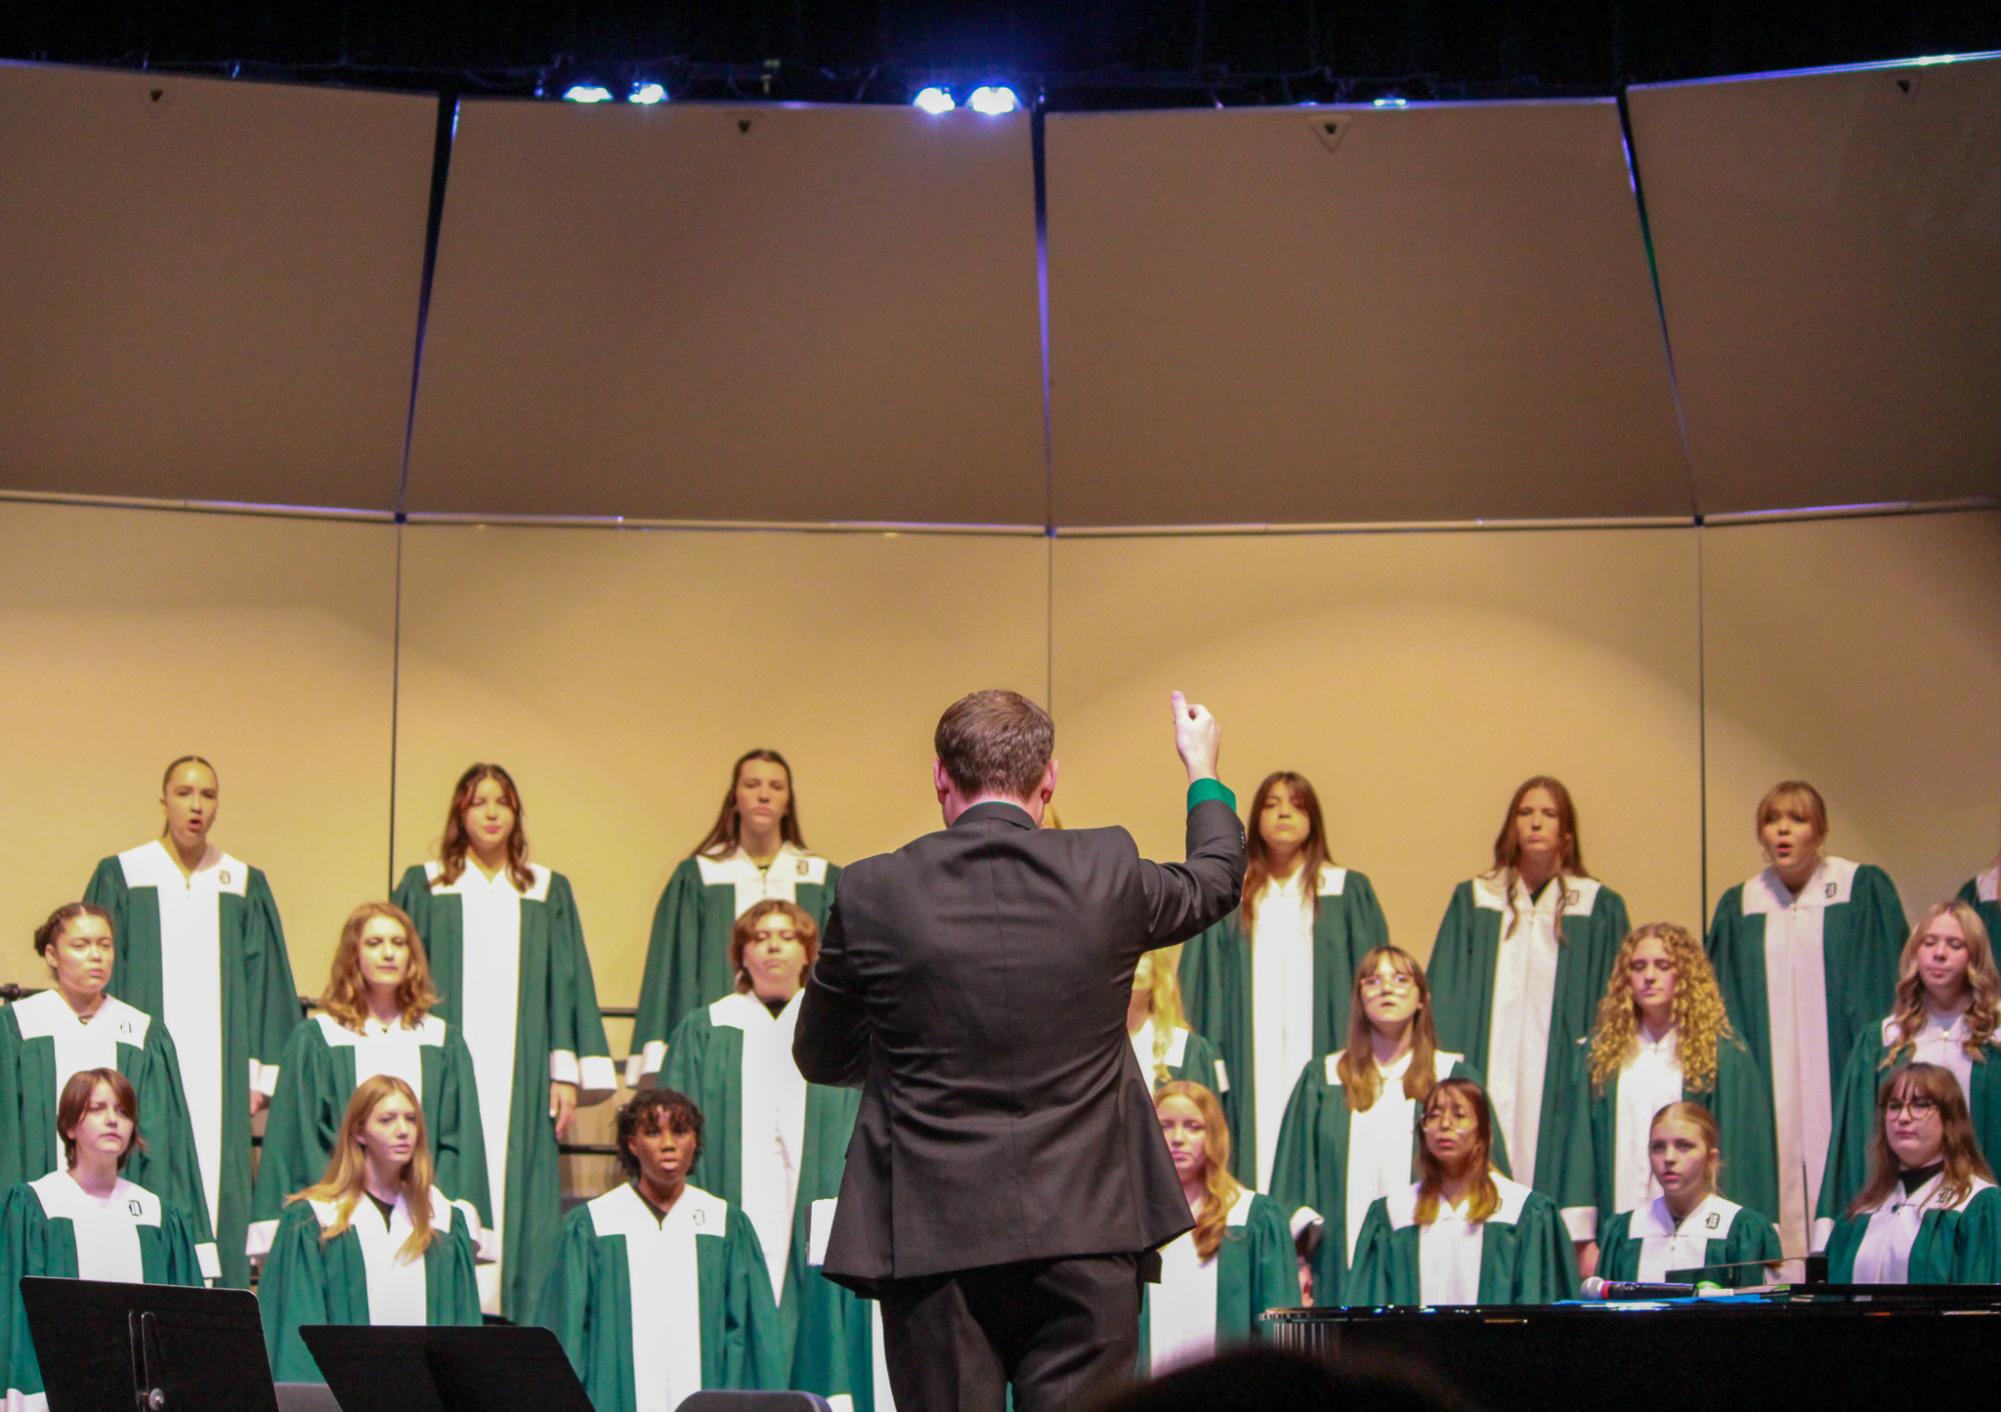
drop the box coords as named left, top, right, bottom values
left=1262, top=1281, right=2001, bottom=1408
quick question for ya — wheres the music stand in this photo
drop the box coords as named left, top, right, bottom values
left=19, top=1276, right=278, bottom=1412
left=299, top=1324, right=595, bottom=1412
left=1665, top=1255, right=1802, bottom=1287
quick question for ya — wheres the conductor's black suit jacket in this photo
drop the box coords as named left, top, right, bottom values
left=793, top=792, right=1247, bottom=1293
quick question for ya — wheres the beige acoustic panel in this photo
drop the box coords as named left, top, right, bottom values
left=1045, top=104, right=1687, bottom=526
left=407, top=103, right=1045, bottom=523
left=1700, top=510, right=2001, bottom=925
left=1631, top=59, right=2001, bottom=513
left=1050, top=528, right=1704, bottom=962
left=392, top=525, right=1049, bottom=1017
left=0, top=502, right=398, bottom=992
left=0, top=65, right=435, bottom=509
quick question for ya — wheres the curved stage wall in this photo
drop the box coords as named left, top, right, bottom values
left=3, top=59, right=1998, bottom=1119
left=5, top=506, right=1996, bottom=1004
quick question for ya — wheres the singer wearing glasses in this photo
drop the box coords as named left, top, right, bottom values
left=1348, top=1078, right=1576, bottom=1306
left=1823, top=1063, right=2001, bottom=1283
left=1267, top=948, right=1506, bottom=1308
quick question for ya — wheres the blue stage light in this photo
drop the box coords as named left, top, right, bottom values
left=563, top=84, right=614, bottom=103
left=967, top=85, right=1020, bottom=115
left=630, top=82, right=668, bottom=105
left=1372, top=95, right=1409, bottom=108
left=912, top=85, right=956, bottom=114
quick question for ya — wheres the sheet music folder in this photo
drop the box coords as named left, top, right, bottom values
left=19, top=1276, right=278, bottom=1412
left=299, top=1323, right=595, bottom=1412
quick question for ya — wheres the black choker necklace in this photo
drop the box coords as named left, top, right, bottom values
left=1899, top=1160, right=1945, bottom=1196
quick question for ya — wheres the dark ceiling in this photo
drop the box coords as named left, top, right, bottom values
left=6, top=2, right=1999, bottom=104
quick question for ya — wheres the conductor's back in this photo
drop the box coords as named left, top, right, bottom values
left=794, top=689, right=1246, bottom=1411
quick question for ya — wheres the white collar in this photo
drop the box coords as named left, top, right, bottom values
left=1264, top=868, right=1310, bottom=900
left=1431, top=1195, right=1475, bottom=1225
left=711, top=989, right=805, bottom=1026
left=1507, top=872, right=1563, bottom=911
left=1632, top=1191, right=1739, bottom=1240
left=730, top=842, right=806, bottom=870
left=1746, top=855, right=1859, bottom=913
left=1860, top=1171, right=1996, bottom=1217
left=1376, top=1048, right=1415, bottom=1081
left=1636, top=1025, right=1678, bottom=1059
left=148, top=837, right=221, bottom=876
left=1766, top=856, right=1829, bottom=906
left=1385, top=1173, right=1531, bottom=1230
left=1471, top=870, right=1600, bottom=916
left=308, top=1184, right=457, bottom=1235
left=1889, top=1170, right=1947, bottom=1215
left=1922, top=1003, right=1971, bottom=1036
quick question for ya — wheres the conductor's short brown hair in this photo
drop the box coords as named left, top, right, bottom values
left=934, top=690, right=1054, bottom=799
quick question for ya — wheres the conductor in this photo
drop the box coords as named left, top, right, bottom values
left=793, top=688, right=1248, bottom=1409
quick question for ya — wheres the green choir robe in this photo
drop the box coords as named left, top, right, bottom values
left=85, top=840, right=300, bottom=1288
left=250, top=1013, right=492, bottom=1259
left=1350, top=1175, right=1579, bottom=1306
left=1176, top=866, right=1390, bottom=1186
left=1959, top=866, right=1999, bottom=951
left=1825, top=1176, right=2001, bottom=1284
left=392, top=861, right=615, bottom=1323
left=1596, top=1193, right=1781, bottom=1287
left=1559, top=1030, right=1779, bottom=1242
left=1129, top=1021, right=1228, bottom=1096
left=544, top=1182, right=786, bottom=1412
left=1267, top=1049, right=1503, bottom=1309
left=1428, top=871, right=1626, bottom=1233
left=1815, top=1015, right=2001, bottom=1248
left=659, top=991, right=863, bottom=1351
left=1, top=1171, right=204, bottom=1410
left=1138, top=1190, right=1297, bottom=1375
left=259, top=1186, right=484, bottom=1383
left=630, top=846, right=839, bottom=1085
left=0, top=990, right=218, bottom=1280
left=790, top=1197, right=894, bottom=1412
left=1705, top=857, right=1905, bottom=1251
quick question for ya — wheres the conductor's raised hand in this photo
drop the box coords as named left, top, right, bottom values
left=1169, top=690, right=1221, bottom=783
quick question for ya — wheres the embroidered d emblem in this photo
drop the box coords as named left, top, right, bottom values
left=796, top=859, right=810, bottom=877
left=1824, top=881, right=1837, bottom=899
left=692, top=1208, right=707, bottom=1227
left=220, top=870, right=233, bottom=885
left=1704, top=1211, right=1721, bottom=1230
left=1563, top=890, right=1580, bottom=909
left=128, top=1200, right=144, bottom=1217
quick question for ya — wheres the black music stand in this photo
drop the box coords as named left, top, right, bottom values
left=1664, top=1255, right=1797, bottom=1286
left=19, top=1276, right=279, bottom=1412
left=299, top=1323, right=595, bottom=1412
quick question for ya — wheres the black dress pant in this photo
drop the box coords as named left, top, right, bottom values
left=879, top=1251, right=1143, bottom=1412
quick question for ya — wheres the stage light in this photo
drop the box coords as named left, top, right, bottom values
left=967, top=85, right=1020, bottom=115
left=630, top=81, right=668, bottom=105
left=563, top=83, right=614, bottom=103
left=912, top=85, right=956, bottom=113
left=1372, top=95, right=1409, bottom=108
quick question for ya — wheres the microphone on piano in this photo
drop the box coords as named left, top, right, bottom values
left=1580, top=1276, right=1697, bottom=1300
